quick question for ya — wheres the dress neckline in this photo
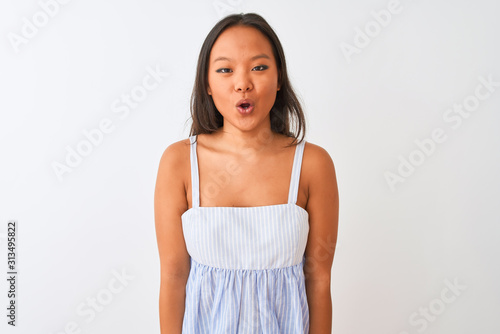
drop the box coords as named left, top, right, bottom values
left=181, top=202, right=309, bottom=219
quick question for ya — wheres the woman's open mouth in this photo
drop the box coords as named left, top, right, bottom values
left=236, top=99, right=255, bottom=114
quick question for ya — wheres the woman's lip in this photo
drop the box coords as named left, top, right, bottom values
left=236, top=98, right=255, bottom=114
left=237, top=104, right=254, bottom=114
left=235, top=99, right=255, bottom=107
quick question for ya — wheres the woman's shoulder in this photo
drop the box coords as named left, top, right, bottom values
left=157, top=137, right=192, bottom=179
left=301, top=140, right=336, bottom=183
left=302, top=139, right=333, bottom=162
left=160, top=137, right=191, bottom=161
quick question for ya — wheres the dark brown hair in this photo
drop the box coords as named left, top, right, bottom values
left=187, top=13, right=306, bottom=146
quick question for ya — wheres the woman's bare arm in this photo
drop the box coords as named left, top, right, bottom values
left=303, top=143, right=339, bottom=334
left=154, top=141, right=191, bottom=334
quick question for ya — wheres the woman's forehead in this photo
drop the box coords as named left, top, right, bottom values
left=210, top=25, right=274, bottom=61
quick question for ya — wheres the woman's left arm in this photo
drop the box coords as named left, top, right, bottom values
left=303, top=143, right=339, bottom=334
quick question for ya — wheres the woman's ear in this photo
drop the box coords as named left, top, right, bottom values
left=207, top=86, right=212, bottom=95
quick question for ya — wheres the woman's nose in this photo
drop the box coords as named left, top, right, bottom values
left=234, top=72, right=253, bottom=92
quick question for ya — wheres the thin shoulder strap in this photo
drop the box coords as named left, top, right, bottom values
left=189, top=135, right=200, bottom=208
left=287, top=139, right=306, bottom=205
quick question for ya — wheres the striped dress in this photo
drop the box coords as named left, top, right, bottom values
left=181, top=135, right=310, bottom=333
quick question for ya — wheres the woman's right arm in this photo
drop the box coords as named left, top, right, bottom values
left=154, top=141, right=191, bottom=334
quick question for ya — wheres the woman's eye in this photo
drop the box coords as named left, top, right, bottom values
left=252, top=65, right=269, bottom=71
left=216, top=68, right=232, bottom=73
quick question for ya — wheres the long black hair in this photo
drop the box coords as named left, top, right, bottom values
left=188, top=13, right=306, bottom=146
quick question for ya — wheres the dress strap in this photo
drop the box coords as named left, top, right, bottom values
left=287, top=139, right=306, bottom=205
left=189, top=135, right=200, bottom=208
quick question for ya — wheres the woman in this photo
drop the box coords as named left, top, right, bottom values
left=154, top=13, right=339, bottom=333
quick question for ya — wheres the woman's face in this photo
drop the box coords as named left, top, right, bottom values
left=207, top=25, right=280, bottom=134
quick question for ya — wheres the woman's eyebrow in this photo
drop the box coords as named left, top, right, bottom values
left=250, top=53, right=270, bottom=61
left=212, top=53, right=271, bottom=63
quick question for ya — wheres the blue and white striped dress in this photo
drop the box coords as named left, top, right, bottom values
left=181, top=135, right=310, bottom=333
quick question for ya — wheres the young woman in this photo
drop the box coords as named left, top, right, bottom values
left=154, top=13, right=339, bottom=333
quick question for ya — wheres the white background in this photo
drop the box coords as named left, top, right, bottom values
left=1, top=0, right=499, bottom=333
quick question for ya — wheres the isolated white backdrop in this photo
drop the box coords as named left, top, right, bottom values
left=1, top=0, right=499, bottom=333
